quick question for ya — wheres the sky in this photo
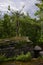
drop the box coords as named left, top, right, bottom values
left=0, top=0, right=40, bottom=18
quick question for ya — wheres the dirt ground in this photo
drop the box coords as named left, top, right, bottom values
left=0, top=58, right=43, bottom=65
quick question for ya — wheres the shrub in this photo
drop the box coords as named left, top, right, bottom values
left=16, top=53, right=25, bottom=61
left=16, top=52, right=32, bottom=61
left=25, top=52, right=32, bottom=61
left=0, top=52, right=32, bottom=62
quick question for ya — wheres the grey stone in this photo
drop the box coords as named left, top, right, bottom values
left=34, top=45, right=42, bottom=51
left=39, top=51, right=43, bottom=56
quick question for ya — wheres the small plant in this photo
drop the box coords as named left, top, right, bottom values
left=16, top=53, right=25, bottom=61
left=25, top=52, right=32, bottom=61
left=0, top=52, right=32, bottom=62
left=16, top=52, right=32, bottom=61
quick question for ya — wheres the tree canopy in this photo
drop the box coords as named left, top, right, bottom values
left=35, top=0, right=43, bottom=42
left=0, top=5, right=42, bottom=43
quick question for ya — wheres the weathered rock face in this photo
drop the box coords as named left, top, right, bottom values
left=0, top=41, right=33, bottom=58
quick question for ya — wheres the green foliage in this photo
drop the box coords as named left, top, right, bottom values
left=16, top=54, right=25, bottom=61
left=0, top=55, right=6, bottom=62
left=0, top=52, right=32, bottom=62
left=25, top=52, right=32, bottom=61
left=16, top=52, right=32, bottom=61
left=0, top=55, right=16, bottom=62
left=0, top=7, right=41, bottom=43
left=40, top=55, right=43, bottom=58
left=4, top=57, right=16, bottom=61
left=35, top=0, right=43, bottom=42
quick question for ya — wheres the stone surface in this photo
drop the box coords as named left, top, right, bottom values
left=34, top=46, right=42, bottom=51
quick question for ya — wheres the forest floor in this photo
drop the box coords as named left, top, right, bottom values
left=0, top=58, right=43, bottom=65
